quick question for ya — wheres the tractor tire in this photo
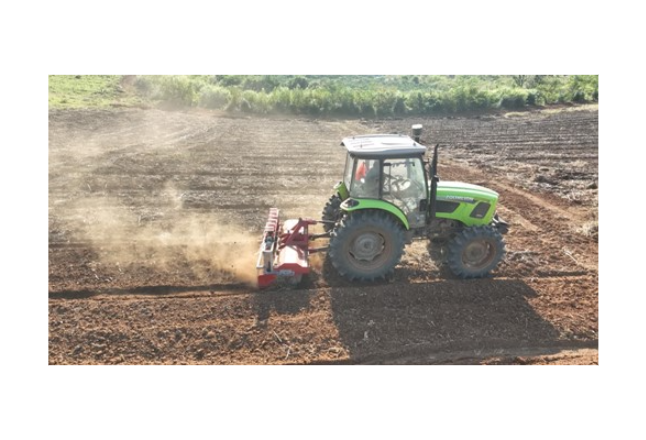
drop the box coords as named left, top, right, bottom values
left=321, top=194, right=342, bottom=232
left=329, top=210, right=405, bottom=281
left=446, top=225, right=505, bottom=278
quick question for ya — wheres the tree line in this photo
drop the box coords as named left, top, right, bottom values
left=132, top=75, right=598, bottom=116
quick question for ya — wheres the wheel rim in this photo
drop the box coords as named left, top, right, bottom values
left=462, top=240, right=496, bottom=269
left=349, top=232, right=385, bottom=263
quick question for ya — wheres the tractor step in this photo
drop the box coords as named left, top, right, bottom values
left=256, top=209, right=323, bottom=289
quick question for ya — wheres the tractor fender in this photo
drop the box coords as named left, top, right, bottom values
left=339, top=198, right=410, bottom=230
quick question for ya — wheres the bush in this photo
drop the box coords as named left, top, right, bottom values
left=240, top=90, right=272, bottom=113
left=241, top=76, right=280, bottom=92
left=270, top=87, right=293, bottom=112
left=526, top=90, right=538, bottom=106
left=498, top=88, right=529, bottom=109
left=288, top=76, right=309, bottom=90
left=215, top=75, right=243, bottom=87
left=154, top=76, right=200, bottom=106
left=572, top=90, right=586, bottom=103
left=393, top=93, right=407, bottom=115
left=198, top=85, right=232, bottom=109
left=372, top=90, right=398, bottom=117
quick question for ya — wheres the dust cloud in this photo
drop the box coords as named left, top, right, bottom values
left=69, top=192, right=259, bottom=287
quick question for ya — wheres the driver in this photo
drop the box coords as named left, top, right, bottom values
left=355, top=161, right=367, bottom=180
left=361, top=162, right=380, bottom=197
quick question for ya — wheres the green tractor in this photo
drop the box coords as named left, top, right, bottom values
left=322, top=124, right=508, bottom=281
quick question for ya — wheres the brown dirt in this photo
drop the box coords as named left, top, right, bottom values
left=480, top=348, right=598, bottom=365
left=366, top=111, right=599, bottom=209
left=49, top=108, right=598, bottom=364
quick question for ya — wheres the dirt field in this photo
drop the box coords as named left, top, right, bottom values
left=48, top=107, right=598, bottom=364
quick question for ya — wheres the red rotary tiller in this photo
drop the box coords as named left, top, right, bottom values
left=256, top=208, right=328, bottom=288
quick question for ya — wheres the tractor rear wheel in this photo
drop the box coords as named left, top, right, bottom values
left=446, top=225, right=505, bottom=278
left=321, top=194, right=342, bottom=232
left=329, top=211, right=405, bottom=281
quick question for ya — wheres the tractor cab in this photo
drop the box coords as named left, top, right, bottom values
left=340, top=134, right=429, bottom=228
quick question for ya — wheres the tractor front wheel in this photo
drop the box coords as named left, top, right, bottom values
left=321, top=194, right=342, bottom=232
left=329, top=211, right=405, bottom=281
left=446, top=226, right=505, bottom=278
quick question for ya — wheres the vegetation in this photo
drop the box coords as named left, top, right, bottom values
left=50, top=75, right=598, bottom=116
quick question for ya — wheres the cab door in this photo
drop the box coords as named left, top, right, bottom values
left=382, top=157, right=427, bottom=228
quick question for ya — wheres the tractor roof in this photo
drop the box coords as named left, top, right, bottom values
left=341, top=134, right=426, bottom=158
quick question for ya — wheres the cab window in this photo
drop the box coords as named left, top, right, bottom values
left=382, top=158, right=426, bottom=215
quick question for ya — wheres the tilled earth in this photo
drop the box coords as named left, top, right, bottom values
left=48, top=108, right=599, bottom=364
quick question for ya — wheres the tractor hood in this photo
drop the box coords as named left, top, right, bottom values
left=435, top=181, right=499, bottom=204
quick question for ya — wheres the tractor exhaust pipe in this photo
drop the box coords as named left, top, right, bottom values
left=412, top=125, right=439, bottom=220
left=429, top=143, right=439, bottom=220
left=412, top=124, right=423, bottom=143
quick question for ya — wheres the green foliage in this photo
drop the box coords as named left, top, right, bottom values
left=151, top=76, right=200, bottom=106
left=198, top=85, right=232, bottom=109
left=568, top=75, right=599, bottom=102
left=288, top=76, right=309, bottom=89
left=50, top=75, right=599, bottom=114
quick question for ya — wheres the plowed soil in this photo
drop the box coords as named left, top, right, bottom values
left=49, top=108, right=598, bottom=364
